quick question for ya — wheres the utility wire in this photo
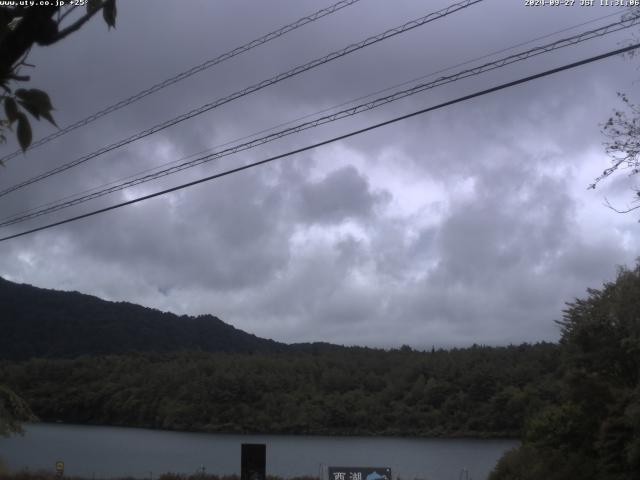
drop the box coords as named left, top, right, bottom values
left=0, top=0, right=483, bottom=199
left=2, top=13, right=638, bottom=228
left=1, top=42, right=637, bottom=244
left=3, top=5, right=627, bottom=225
left=4, top=5, right=627, bottom=224
left=0, top=0, right=364, bottom=164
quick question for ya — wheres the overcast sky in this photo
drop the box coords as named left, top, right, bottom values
left=1, top=0, right=639, bottom=348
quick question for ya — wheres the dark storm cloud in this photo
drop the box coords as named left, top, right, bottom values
left=66, top=168, right=295, bottom=292
left=296, top=165, right=390, bottom=224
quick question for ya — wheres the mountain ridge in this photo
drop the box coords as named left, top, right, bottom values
left=0, top=276, right=290, bottom=359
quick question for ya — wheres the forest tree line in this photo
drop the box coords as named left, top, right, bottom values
left=0, top=343, right=560, bottom=438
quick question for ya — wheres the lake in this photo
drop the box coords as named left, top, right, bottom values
left=0, top=424, right=518, bottom=480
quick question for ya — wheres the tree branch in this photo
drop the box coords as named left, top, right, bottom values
left=603, top=197, right=640, bottom=214
left=48, top=1, right=105, bottom=44
left=56, top=5, right=78, bottom=26
left=0, top=6, right=57, bottom=76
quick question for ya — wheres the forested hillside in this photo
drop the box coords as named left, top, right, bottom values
left=490, top=264, right=640, bottom=480
left=0, top=277, right=285, bottom=359
left=6, top=261, right=639, bottom=478
left=0, top=344, right=560, bottom=437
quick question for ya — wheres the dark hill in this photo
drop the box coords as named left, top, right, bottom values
left=0, top=277, right=287, bottom=360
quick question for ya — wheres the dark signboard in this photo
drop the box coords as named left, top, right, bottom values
left=241, top=444, right=266, bottom=480
left=328, top=467, right=391, bottom=480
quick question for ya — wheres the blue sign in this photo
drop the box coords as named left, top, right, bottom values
left=328, top=467, right=391, bottom=480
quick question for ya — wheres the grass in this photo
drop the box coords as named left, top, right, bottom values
left=0, top=472, right=320, bottom=480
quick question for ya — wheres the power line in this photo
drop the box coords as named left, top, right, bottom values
left=5, top=9, right=622, bottom=229
left=2, top=13, right=638, bottom=228
left=0, top=0, right=364, bottom=164
left=4, top=6, right=627, bottom=225
left=1, top=42, right=637, bottom=244
left=4, top=5, right=626, bottom=223
left=0, top=0, right=484, bottom=199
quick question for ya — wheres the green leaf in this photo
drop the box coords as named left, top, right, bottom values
left=16, top=112, right=32, bottom=152
left=15, top=88, right=56, bottom=126
left=4, top=97, right=18, bottom=124
left=103, top=0, right=117, bottom=29
left=40, top=109, right=57, bottom=127
left=17, top=100, right=40, bottom=120
left=0, top=20, right=10, bottom=45
left=29, top=89, right=53, bottom=111
left=16, top=88, right=53, bottom=112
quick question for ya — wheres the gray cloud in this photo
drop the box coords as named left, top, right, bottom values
left=1, top=0, right=639, bottom=348
left=296, top=165, right=390, bottom=224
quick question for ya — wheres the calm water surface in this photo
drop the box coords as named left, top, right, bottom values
left=0, top=424, right=518, bottom=480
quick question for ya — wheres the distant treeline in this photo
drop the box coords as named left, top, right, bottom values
left=0, top=343, right=560, bottom=437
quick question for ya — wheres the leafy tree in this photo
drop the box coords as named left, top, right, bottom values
left=491, top=261, right=640, bottom=480
left=591, top=93, right=640, bottom=215
left=0, top=385, right=35, bottom=436
left=0, top=0, right=116, bottom=439
left=0, top=1, right=117, bottom=153
left=590, top=8, right=640, bottom=215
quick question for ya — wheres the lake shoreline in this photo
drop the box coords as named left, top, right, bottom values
left=32, top=421, right=520, bottom=441
left=0, top=471, right=318, bottom=480
left=2, top=423, right=519, bottom=480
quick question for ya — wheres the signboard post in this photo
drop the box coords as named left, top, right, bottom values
left=328, top=467, right=391, bottom=480
left=55, top=461, right=64, bottom=478
left=241, top=443, right=266, bottom=480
